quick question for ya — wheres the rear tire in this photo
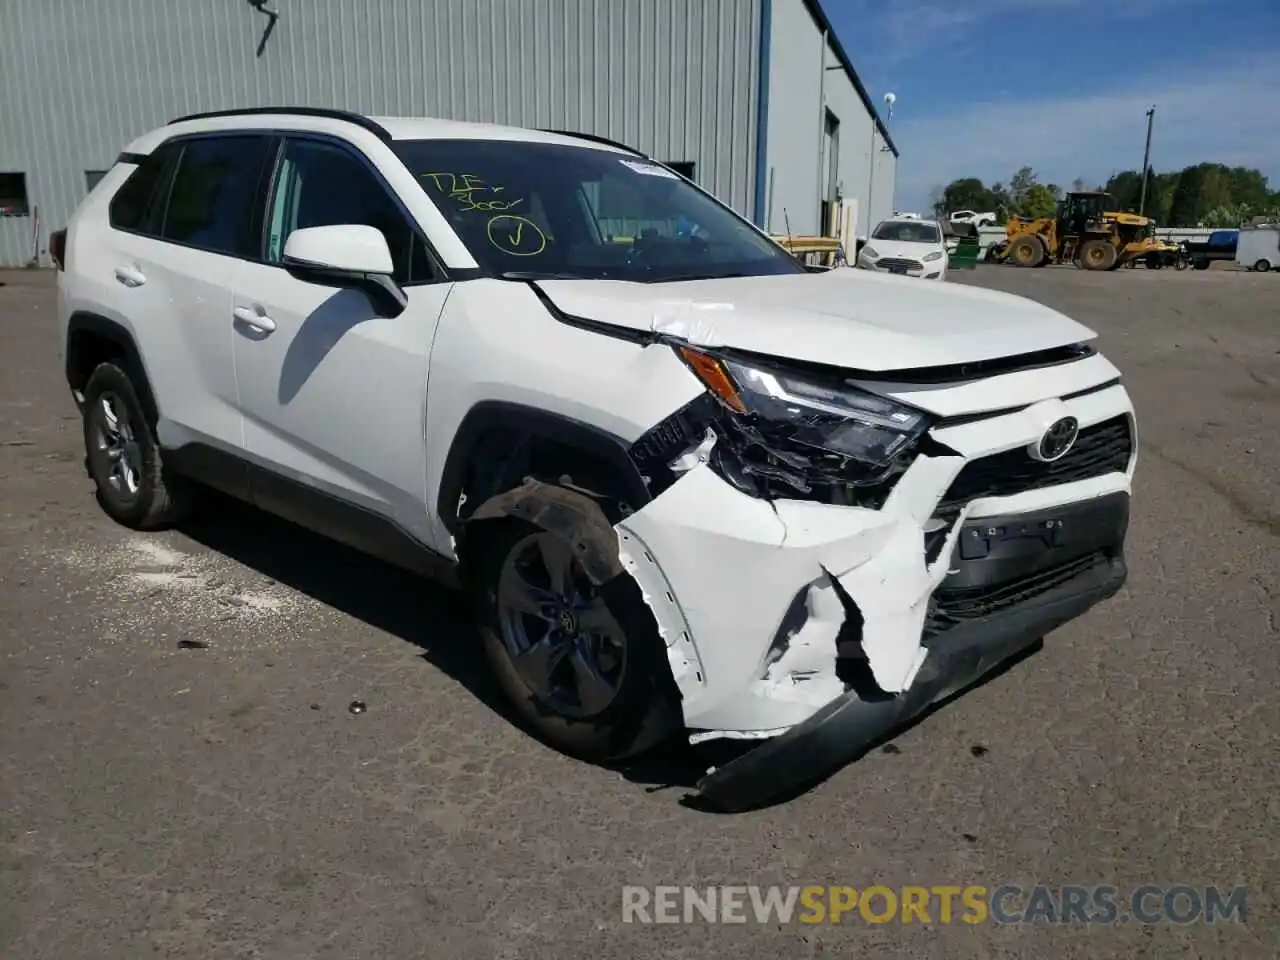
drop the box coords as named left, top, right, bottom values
left=1254, top=259, right=1272, bottom=273
left=1078, top=239, right=1118, bottom=271
left=1008, top=236, right=1045, bottom=268
left=81, top=362, right=192, bottom=529
left=468, top=517, right=682, bottom=763
left=1193, top=258, right=1210, bottom=270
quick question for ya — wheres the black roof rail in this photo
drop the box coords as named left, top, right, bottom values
left=538, top=129, right=647, bottom=158
left=167, top=107, right=392, bottom=142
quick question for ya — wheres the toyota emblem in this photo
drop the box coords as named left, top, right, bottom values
left=1036, top=416, right=1080, bottom=462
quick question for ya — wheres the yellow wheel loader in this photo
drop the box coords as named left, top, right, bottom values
left=987, top=191, right=1179, bottom=271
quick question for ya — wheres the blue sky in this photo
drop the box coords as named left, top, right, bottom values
left=826, top=0, right=1280, bottom=212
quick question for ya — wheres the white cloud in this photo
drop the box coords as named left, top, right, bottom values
left=890, top=54, right=1280, bottom=210
left=843, top=0, right=1078, bottom=66
left=843, top=0, right=1171, bottom=68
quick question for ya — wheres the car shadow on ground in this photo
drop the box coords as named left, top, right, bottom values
left=178, top=493, right=1043, bottom=814
left=176, top=493, right=727, bottom=798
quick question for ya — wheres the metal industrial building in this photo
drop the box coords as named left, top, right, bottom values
left=0, top=0, right=898, bottom=266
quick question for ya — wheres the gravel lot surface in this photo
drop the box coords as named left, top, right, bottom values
left=1, top=265, right=1276, bottom=958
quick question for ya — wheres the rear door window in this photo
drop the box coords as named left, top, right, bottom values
left=160, top=135, right=274, bottom=258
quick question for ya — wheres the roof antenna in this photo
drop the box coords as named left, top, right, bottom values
left=246, top=0, right=280, bottom=57
left=783, top=207, right=795, bottom=262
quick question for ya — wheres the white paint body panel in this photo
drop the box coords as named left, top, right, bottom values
left=534, top=268, right=1094, bottom=372
left=283, top=224, right=396, bottom=275
left=229, top=262, right=453, bottom=542
left=60, top=164, right=243, bottom=453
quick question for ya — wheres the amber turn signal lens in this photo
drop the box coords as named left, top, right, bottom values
left=678, top=346, right=746, bottom=413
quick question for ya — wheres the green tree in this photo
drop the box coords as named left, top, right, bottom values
left=1168, top=165, right=1206, bottom=226
left=1022, top=184, right=1058, bottom=219
left=1105, top=170, right=1144, bottom=211
left=1008, top=166, right=1038, bottom=214
left=1199, top=165, right=1234, bottom=213
left=1142, top=172, right=1171, bottom=223
left=937, top=177, right=999, bottom=217
left=989, top=182, right=1012, bottom=220
left=1223, top=166, right=1271, bottom=210
left=1202, top=203, right=1250, bottom=228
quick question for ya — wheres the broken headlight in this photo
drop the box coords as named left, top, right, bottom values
left=674, top=345, right=932, bottom=506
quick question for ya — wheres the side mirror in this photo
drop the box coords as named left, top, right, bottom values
left=281, top=224, right=407, bottom=317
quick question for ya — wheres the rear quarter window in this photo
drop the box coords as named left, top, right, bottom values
left=108, top=143, right=180, bottom=235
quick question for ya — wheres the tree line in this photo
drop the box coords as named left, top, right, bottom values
left=932, top=163, right=1280, bottom=227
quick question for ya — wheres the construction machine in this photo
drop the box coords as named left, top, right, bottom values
left=987, top=191, right=1180, bottom=271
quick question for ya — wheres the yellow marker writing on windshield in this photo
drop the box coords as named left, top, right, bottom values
left=487, top=215, right=547, bottom=256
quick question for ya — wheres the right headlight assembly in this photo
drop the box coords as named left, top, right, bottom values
left=671, top=345, right=934, bottom=506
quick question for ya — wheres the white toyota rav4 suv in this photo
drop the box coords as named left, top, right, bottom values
left=54, top=108, right=1136, bottom=810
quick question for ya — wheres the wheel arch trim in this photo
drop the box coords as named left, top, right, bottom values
left=65, top=312, right=160, bottom=428
left=435, top=401, right=653, bottom=535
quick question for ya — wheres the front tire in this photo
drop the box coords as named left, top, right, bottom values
left=1008, top=236, right=1045, bottom=268
left=1078, top=239, right=1118, bottom=271
left=1254, top=259, right=1272, bottom=273
left=468, top=518, right=681, bottom=763
left=82, top=362, right=192, bottom=529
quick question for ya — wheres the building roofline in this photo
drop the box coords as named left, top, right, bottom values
left=800, top=0, right=899, bottom=157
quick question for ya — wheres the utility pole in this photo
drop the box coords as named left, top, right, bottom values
left=1138, top=105, right=1155, bottom=214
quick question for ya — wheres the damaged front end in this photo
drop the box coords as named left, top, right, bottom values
left=619, top=341, right=1134, bottom=811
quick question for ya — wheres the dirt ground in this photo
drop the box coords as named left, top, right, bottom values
left=1, top=265, right=1276, bottom=959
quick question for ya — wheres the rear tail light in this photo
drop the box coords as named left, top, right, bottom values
left=50, top=228, right=67, bottom=271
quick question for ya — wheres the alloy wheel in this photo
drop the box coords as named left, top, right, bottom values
left=495, top=531, right=628, bottom=718
left=90, top=391, right=143, bottom=502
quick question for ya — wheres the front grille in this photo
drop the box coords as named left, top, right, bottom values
left=877, top=257, right=922, bottom=272
left=937, top=415, right=1131, bottom=513
left=922, top=550, right=1109, bottom=637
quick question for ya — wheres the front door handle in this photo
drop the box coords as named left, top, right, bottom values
left=233, top=305, right=277, bottom=335
left=114, top=264, right=146, bottom=287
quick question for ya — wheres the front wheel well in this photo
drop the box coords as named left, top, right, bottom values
left=438, top=403, right=653, bottom=536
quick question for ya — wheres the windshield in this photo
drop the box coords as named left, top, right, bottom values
left=872, top=221, right=940, bottom=243
left=393, top=139, right=804, bottom=282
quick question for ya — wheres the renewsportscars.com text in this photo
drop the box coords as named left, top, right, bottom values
left=621, top=884, right=1248, bottom=926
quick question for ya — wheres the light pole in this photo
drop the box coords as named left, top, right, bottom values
left=1138, top=105, right=1155, bottom=215
left=867, top=92, right=895, bottom=236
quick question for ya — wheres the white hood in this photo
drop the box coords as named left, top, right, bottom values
left=534, top=269, right=1095, bottom=372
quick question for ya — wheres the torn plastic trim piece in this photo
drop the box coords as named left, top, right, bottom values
left=615, top=525, right=705, bottom=701
left=694, top=553, right=1128, bottom=812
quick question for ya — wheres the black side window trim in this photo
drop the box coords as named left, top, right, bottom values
left=108, top=131, right=276, bottom=262
left=260, top=131, right=449, bottom=287
left=106, top=129, right=452, bottom=284
left=108, top=142, right=179, bottom=235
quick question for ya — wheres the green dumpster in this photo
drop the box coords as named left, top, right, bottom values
left=948, top=235, right=981, bottom=269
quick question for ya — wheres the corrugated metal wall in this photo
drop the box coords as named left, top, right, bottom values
left=0, top=0, right=762, bottom=266
left=763, top=0, right=896, bottom=238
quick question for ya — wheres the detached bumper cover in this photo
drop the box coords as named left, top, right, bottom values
left=695, top=550, right=1126, bottom=812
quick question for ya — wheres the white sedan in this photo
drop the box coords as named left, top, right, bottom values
left=858, top=217, right=949, bottom=280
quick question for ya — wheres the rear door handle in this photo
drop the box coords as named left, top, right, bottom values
left=114, top=264, right=146, bottom=287
left=233, top=305, right=277, bottom=335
